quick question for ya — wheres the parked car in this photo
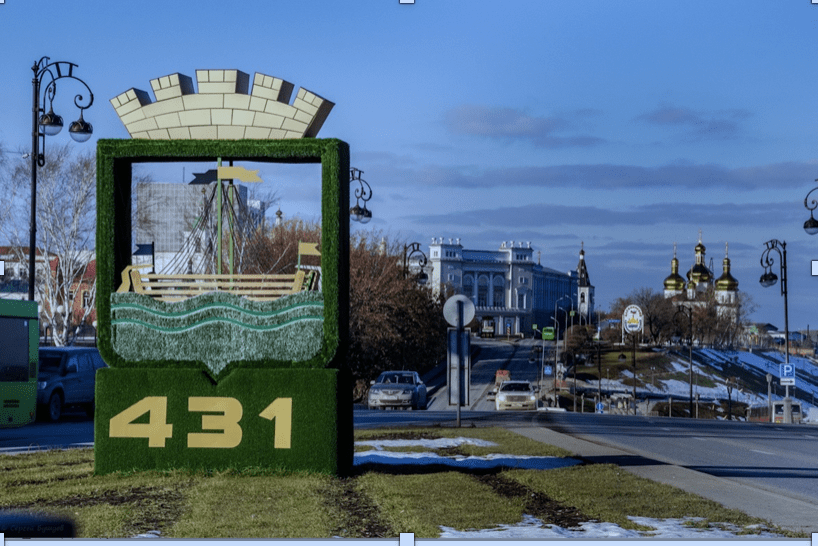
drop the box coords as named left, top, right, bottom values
left=486, top=369, right=511, bottom=401
left=368, top=370, right=427, bottom=410
left=495, top=380, right=538, bottom=411
left=37, top=347, right=107, bottom=421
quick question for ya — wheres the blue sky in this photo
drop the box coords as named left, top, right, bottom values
left=1, top=0, right=818, bottom=330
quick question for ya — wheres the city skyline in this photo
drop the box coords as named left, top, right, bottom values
left=1, top=1, right=817, bottom=329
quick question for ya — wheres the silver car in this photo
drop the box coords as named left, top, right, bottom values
left=37, top=347, right=107, bottom=421
left=495, top=380, right=538, bottom=411
left=368, top=371, right=427, bottom=410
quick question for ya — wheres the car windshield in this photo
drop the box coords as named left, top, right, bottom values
left=501, top=383, right=531, bottom=392
left=378, top=373, right=414, bottom=384
left=39, top=354, right=63, bottom=373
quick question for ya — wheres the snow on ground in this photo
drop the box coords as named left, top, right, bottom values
left=439, top=514, right=785, bottom=539
left=353, top=438, right=786, bottom=538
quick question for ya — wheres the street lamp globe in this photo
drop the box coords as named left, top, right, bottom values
left=39, top=108, right=63, bottom=136
left=759, top=270, right=778, bottom=288
left=804, top=214, right=818, bottom=236
left=68, top=111, right=93, bottom=142
left=358, top=207, right=372, bottom=224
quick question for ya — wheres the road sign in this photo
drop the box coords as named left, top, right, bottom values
left=596, top=402, right=604, bottom=413
left=443, top=295, right=476, bottom=327
left=623, top=305, right=643, bottom=334
left=447, top=328, right=471, bottom=405
left=780, top=363, right=795, bottom=386
left=543, top=327, right=555, bottom=340
left=544, top=365, right=552, bottom=376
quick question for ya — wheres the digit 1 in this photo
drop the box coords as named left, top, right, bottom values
left=259, top=398, right=292, bottom=449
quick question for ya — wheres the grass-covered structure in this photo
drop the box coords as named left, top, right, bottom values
left=94, top=138, right=352, bottom=475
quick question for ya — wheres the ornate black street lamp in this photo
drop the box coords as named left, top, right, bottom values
left=803, top=181, right=818, bottom=235
left=29, top=57, right=94, bottom=301
left=349, top=167, right=372, bottom=224
left=402, top=242, right=428, bottom=285
left=674, top=304, right=694, bottom=417
left=759, top=238, right=793, bottom=423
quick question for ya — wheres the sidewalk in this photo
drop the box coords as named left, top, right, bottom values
left=509, top=425, right=817, bottom=535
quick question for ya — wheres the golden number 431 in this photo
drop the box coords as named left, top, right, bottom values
left=109, top=396, right=292, bottom=449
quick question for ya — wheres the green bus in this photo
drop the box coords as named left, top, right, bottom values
left=0, top=299, right=39, bottom=427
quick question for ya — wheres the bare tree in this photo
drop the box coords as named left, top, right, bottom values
left=1, top=144, right=97, bottom=346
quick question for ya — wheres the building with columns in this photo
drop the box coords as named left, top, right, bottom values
left=428, top=238, right=594, bottom=336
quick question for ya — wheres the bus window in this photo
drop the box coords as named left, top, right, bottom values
left=0, top=300, right=39, bottom=428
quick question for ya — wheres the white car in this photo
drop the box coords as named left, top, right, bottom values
left=495, top=380, right=538, bottom=411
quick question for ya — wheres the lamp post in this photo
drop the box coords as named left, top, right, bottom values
left=349, top=167, right=373, bottom=224
left=674, top=304, right=694, bottom=417
left=759, top=239, right=792, bottom=423
left=402, top=242, right=428, bottom=285
left=553, top=295, right=571, bottom=406
left=29, top=57, right=94, bottom=301
left=803, top=181, right=818, bottom=235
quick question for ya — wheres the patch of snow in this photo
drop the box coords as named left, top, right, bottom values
left=438, top=514, right=785, bottom=539
left=356, top=437, right=497, bottom=450
left=354, top=450, right=581, bottom=471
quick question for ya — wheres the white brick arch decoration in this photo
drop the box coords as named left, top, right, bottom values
left=111, top=70, right=334, bottom=140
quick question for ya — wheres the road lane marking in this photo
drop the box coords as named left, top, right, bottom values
left=750, top=449, right=775, bottom=455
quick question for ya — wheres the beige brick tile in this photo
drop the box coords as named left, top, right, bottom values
left=264, top=100, right=296, bottom=118
left=209, top=70, right=225, bottom=82
left=170, top=74, right=180, bottom=86
left=263, top=75, right=273, bottom=88
left=126, top=89, right=137, bottom=101
left=249, top=96, right=267, bottom=112
left=120, top=108, right=146, bottom=126
left=224, top=70, right=237, bottom=82
left=283, top=130, right=302, bottom=139
left=168, top=127, right=191, bottom=139
left=253, top=73, right=264, bottom=86
left=211, top=109, right=232, bottom=125
left=224, top=94, right=251, bottom=110
left=269, top=128, right=288, bottom=139
left=293, top=110, right=313, bottom=125
left=253, top=112, right=284, bottom=129
left=293, top=98, right=318, bottom=116
left=282, top=117, right=308, bottom=132
left=154, top=87, right=183, bottom=101
left=196, top=70, right=209, bottom=83
left=115, top=100, right=142, bottom=117
left=109, top=97, right=120, bottom=108
left=179, top=109, right=212, bottom=127
left=190, top=126, right=217, bottom=139
left=183, top=93, right=223, bottom=110
left=160, top=75, right=171, bottom=88
left=141, top=97, right=185, bottom=117
left=199, top=82, right=237, bottom=94
left=127, top=117, right=159, bottom=133
left=148, top=128, right=170, bottom=139
left=131, top=131, right=150, bottom=139
left=231, top=109, right=255, bottom=126
left=296, top=88, right=305, bottom=100
left=154, top=112, right=181, bottom=128
left=150, top=78, right=161, bottom=92
left=244, top=126, right=272, bottom=139
left=251, top=85, right=275, bottom=100
left=217, top=125, right=245, bottom=139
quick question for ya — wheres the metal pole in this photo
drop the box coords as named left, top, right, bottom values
left=29, top=63, right=40, bottom=302
left=632, top=334, right=637, bottom=415
left=688, top=311, right=693, bottom=417
left=456, top=300, right=463, bottom=428
left=217, top=158, right=223, bottom=274
left=782, top=243, right=792, bottom=424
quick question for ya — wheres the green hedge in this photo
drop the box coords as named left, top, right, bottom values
left=94, top=367, right=353, bottom=475
left=95, top=139, right=349, bottom=381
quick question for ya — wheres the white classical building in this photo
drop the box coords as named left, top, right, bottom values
left=428, top=238, right=594, bottom=336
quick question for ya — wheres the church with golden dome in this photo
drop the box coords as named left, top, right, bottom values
left=663, top=232, right=739, bottom=318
